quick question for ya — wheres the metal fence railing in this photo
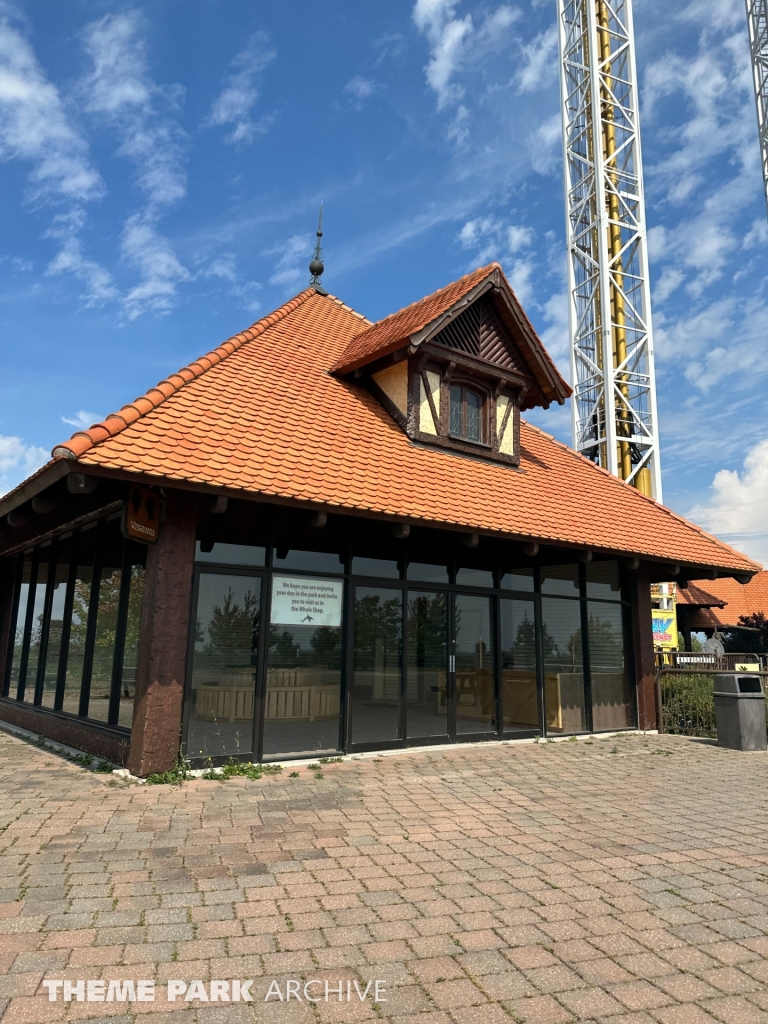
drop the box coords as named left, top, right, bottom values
left=658, top=668, right=768, bottom=738
left=656, top=652, right=767, bottom=672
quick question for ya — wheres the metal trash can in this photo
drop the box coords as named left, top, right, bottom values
left=713, top=674, right=767, bottom=751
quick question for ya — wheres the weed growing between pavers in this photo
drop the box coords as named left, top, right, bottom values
left=145, top=758, right=284, bottom=785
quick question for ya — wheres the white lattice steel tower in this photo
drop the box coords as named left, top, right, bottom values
left=747, top=0, right=768, bottom=217
left=558, top=0, right=662, bottom=500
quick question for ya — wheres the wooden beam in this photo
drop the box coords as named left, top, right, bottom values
left=127, top=491, right=197, bottom=777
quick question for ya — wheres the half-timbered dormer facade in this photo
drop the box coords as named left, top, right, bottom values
left=331, top=264, right=571, bottom=465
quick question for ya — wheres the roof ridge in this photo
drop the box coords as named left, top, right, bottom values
left=519, top=419, right=762, bottom=571
left=359, top=262, right=499, bottom=333
left=323, top=291, right=373, bottom=324
left=52, top=288, right=317, bottom=461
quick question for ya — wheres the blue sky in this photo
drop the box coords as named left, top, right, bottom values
left=1, top=0, right=767, bottom=564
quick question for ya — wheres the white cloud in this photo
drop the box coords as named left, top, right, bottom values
left=265, top=234, right=309, bottom=290
left=688, top=438, right=768, bottom=567
left=0, top=434, right=48, bottom=495
left=82, top=11, right=186, bottom=210
left=515, top=27, right=558, bottom=94
left=529, top=113, right=561, bottom=176
left=345, top=76, right=376, bottom=101
left=458, top=215, right=533, bottom=261
left=202, top=252, right=261, bottom=314
left=205, top=32, right=276, bottom=145
left=0, top=13, right=103, bottom=205
left=120, top=215, right=190, bottom=319
left=538, top=289, right=569, bottom=371
left=413, top=0, right=473, bottom=110
left=457, top=215, right=537, bottom=305
left=743, top=219, right=768, bottom=249
left=61, top=410, right=102, bottom=429
left=0, top=11, right=113, bottom=305
left=81, top=10, right=189, bottom=318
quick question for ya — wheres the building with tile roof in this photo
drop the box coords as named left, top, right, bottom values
left=677, top=572, right=768, bottom=644
left=0, top=264, right=760, bottom=774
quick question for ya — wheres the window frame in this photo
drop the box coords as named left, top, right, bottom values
left=0, top=514, right=147, bottom=734
left=449, top=382, right=489, bottom=445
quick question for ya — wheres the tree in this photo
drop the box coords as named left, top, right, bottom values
left=722, top=613, right=768, bottom=654
left=354, top=594, right=401, bottom=671
left=206, top=588, right=259, bottom=665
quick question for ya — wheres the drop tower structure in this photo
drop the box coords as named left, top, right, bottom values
left=746, top=0, right=768, bottom=219
left=558, top=0, right=662, bottom=500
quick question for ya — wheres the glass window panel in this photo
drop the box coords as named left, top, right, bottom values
left=272, top=550, right=344, bottom=574
left=450, top=386, right=462, bottom=436
left=21, top=557, right=48, bottom=702
left=466, top=390, right=481, bottom=442
left=589, top=602, right=635, bottom=730
left=406, top=591, right=448, bottom=739
left=407, top=562, right=449, bottom=584
left=87, top=566, right=122, bottom=721
left=195, top=542, right=266, bottom=566
left=542, top=597, right=586, bottom=735
left=455, top=595, right=495, bottom=735
left=40, top=537, right=74, bottom=709
left=187, top=574, right=261, bottom=759
left=118, top=547, right=147, bottom=730
left=351, top=587, right=402, bottom=745
left=7, top=558, right=32, bottom=699
left=83, top=520, right=125, bottom=721
left=541, top=564, right=581, bottom=597
left=500, top=599, right=539, bottom=733
left=351, top=556, right=400, bottom=579
left=262, top=580, right=343, bottom=757
left=586, top=562, right=622, bottom=601
left=455, top=568, right=494, bottom=588
left=500, top=569, right=535, bottom=592
left=62, top=528, right=98, bottom=717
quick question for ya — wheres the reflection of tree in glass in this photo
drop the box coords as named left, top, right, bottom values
left=207, top=589, right=259, bottom=663
left=310, top=626, right=342, bottom=668
left=586, top=614, right=623, bottom=669
left=407, top=593, right=447, bottom=667
left=565, top=629, right=583, bottom=667
left=506, top=614, right=556, bottom=665
left=268, top=625, right=300, bottom=664
left=355, top=595, right=401, bottom=670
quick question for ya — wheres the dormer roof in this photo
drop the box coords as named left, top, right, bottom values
left=331, top=262, right=571, bottom=411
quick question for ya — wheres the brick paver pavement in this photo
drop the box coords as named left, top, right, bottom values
left=1, top=729, right=768, bottom=1024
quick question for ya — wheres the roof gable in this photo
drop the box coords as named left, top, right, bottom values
left=429, top=294, right=530, bottom=378
left=331, top=263, right=571, bottom=411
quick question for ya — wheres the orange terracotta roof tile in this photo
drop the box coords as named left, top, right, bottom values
left=331, top=264, right=496, bottom=374
left=685, top=571, right=768, bottom=626
left=676, top=582, right=727, bottom=608
left=41, top=278, right=759, bottom=576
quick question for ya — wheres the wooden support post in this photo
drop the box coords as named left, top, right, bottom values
left=632, top=562, right=658, bottom=730
left=127, top=493, right=197, bottom=777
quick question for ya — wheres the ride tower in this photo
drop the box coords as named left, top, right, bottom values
left=747, top=0, right=768, bottom=218
left=558, top=0, right=662, bottom=500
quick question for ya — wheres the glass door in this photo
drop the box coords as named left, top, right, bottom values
left=185, top=571, right=263, bottom=761
left=261, top=575, right=344, bottom=758
left=453, top=594, right=496, bottom=738
left=349, top=586, right=403, bottom=747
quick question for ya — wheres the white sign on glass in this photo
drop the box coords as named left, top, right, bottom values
left=270, top=576, right=343, bottom=627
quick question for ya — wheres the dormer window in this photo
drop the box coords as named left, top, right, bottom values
left=450, top=385, right=486, bottom=444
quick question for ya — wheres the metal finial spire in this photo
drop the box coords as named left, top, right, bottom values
left=309, top=202, right=327, bottom=293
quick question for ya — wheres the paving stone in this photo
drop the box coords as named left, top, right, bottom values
left=3, top=732, right=768, bottom=1024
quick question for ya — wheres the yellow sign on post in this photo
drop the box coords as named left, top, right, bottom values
left=652, top=609, right=678, bottom=650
